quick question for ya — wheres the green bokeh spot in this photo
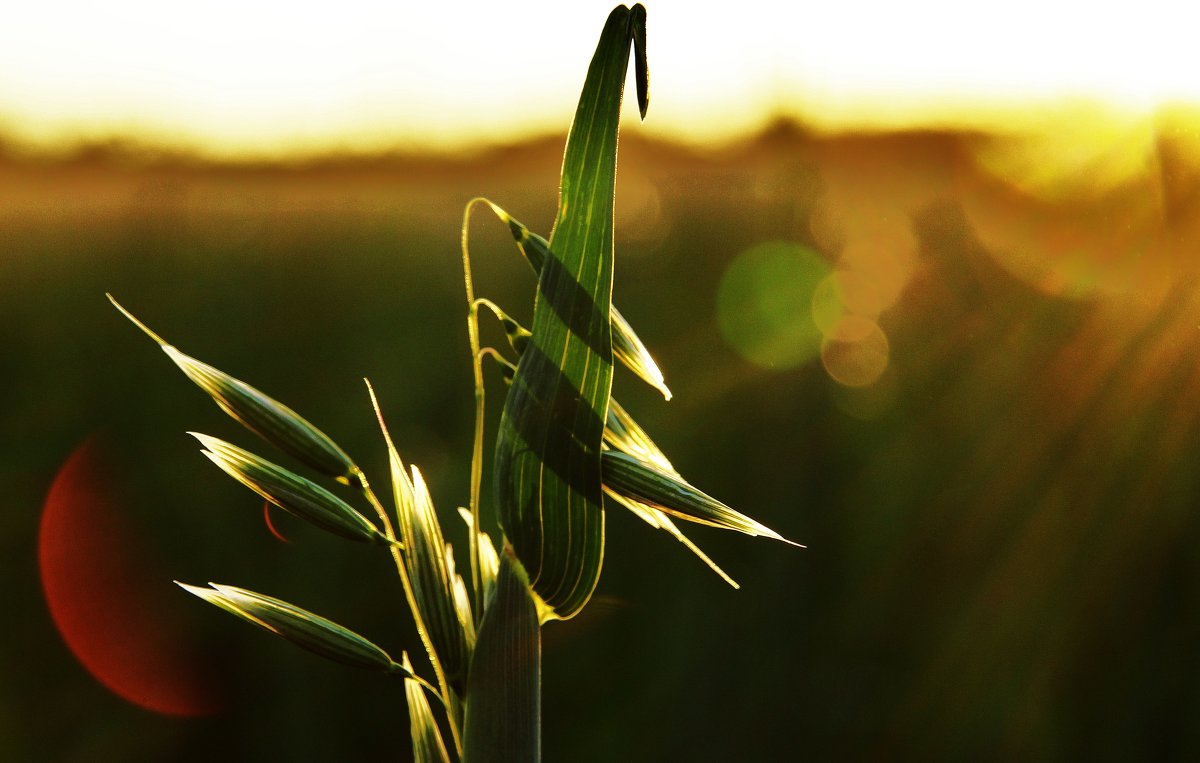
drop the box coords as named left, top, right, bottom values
left=717, top=241, right=832, bottom=369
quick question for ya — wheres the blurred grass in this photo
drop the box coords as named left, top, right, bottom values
left=5, top=122, right=1200, bottom=761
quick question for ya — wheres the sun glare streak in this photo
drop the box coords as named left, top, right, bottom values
left=887, top=281, right=1200, bottom=749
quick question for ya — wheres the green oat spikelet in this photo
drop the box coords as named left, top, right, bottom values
left=483, top=202, right=671, bottom=401
left=178, top=582, right=400, bottom=673
left=370, top=389, right=472, bottom=690
left=192, top=433, right=390, bottom=545
left=483, top=325, right=740, bottom=587
left=108, top=294, right=360, bottom=486
left=601, top=450, right=802, bottom=544
left=403, top=652, right=453, bottom=763
left=458, top=507, right=500, bottom=604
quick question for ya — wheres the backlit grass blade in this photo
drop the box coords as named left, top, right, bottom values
left=483, top=202, right=671, bottom=400
left=604, top=396, right=672, bottom=471
left=403, top=653, right=452, bottom=763
left=372, top=400, right=471, bottom=692
left=602, top=487, right=739, bottom=587
left=178, top=582, right=401, bottom=673
left=462, top=550, right=541, bottom=762
left=601, top=451, right=803, bottom=545
left=493, top=4, right=647, bottom=620
left=446, top=544, right=476, bottom=653
left=458, top=507, right=500, bottom=604
left=108, top=294, right=361, bottom=486
left=409, top=466, right=471, bottom=689
left=192, top=433, right=390, bottom=545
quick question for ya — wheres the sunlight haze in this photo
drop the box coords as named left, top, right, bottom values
left=2, top=0, right=1198, bottom=157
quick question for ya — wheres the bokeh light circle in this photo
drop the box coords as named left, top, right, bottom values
left=717, top=241, right=832, bottom=369
left=811, top=272, right=847, bottom=335
left=820, top=316, right=890, bottom=387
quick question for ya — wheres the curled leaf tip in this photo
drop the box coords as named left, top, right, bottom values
left=631, top=3, right=649, bottom=119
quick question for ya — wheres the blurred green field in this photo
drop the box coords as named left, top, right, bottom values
left=4, top=125, right=1200, bottom=761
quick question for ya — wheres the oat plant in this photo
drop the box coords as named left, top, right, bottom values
left=110, top=6, right=798, bottom=760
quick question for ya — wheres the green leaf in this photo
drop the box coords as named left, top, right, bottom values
left=493, top=3, right=647, bottom=621
left=403, top=653, right=452, bottom=763
left=178, top=582, right=402, bottom=673
left=601, top=451, right=802, bottom=545
left=192, top=433, right=389, bottom=545
left=108, top=294, right=361, bottom=486
left=462, top=549, right=541, bottom=762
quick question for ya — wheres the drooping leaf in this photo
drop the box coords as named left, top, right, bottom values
left=493, top=4, right=648, bottom=620
left=178, top=582, right=402, bottom=673
left=462, top=549, right=541, bottom=762
left=108, top=294, right=361, bottom=486
left=192, top=433, right=390, bottom=545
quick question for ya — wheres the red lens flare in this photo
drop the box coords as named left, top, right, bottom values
left=39, top=436, right=223, bottom=716
left=262, top=501, right=291, bottom=543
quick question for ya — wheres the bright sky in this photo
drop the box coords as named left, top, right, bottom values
left=2, top=0, right=1199, bottom=158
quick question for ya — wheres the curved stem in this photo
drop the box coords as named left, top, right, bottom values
left=472, top=297, right=506, bottom=323
left=461, top=197, right=493, bottom=623
left=411, top=674, right=449, bottom=708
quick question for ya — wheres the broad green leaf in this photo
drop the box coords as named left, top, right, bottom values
left=403, top=653, right=452, bottom=763
left=493, top=4, right=648, bottom=620
left=462, top=550, right=541, bottom=762
left=485, top=204, right=671, bottom=400
left=192, top=433, right=390, bottom=545
left=108, top=294, right=360, bottom=486
left=178, top=582, right=402, bottom=673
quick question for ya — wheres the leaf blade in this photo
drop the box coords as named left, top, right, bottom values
left=493, top=3, right=644, bottom=621
left=461, top=550, right=541, bottom=762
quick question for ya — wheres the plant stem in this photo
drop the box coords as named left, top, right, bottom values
left=461, top=197, right=492, bottom=623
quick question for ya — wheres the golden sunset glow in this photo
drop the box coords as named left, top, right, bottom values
left=3, top=1, right=1200, bottom=157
